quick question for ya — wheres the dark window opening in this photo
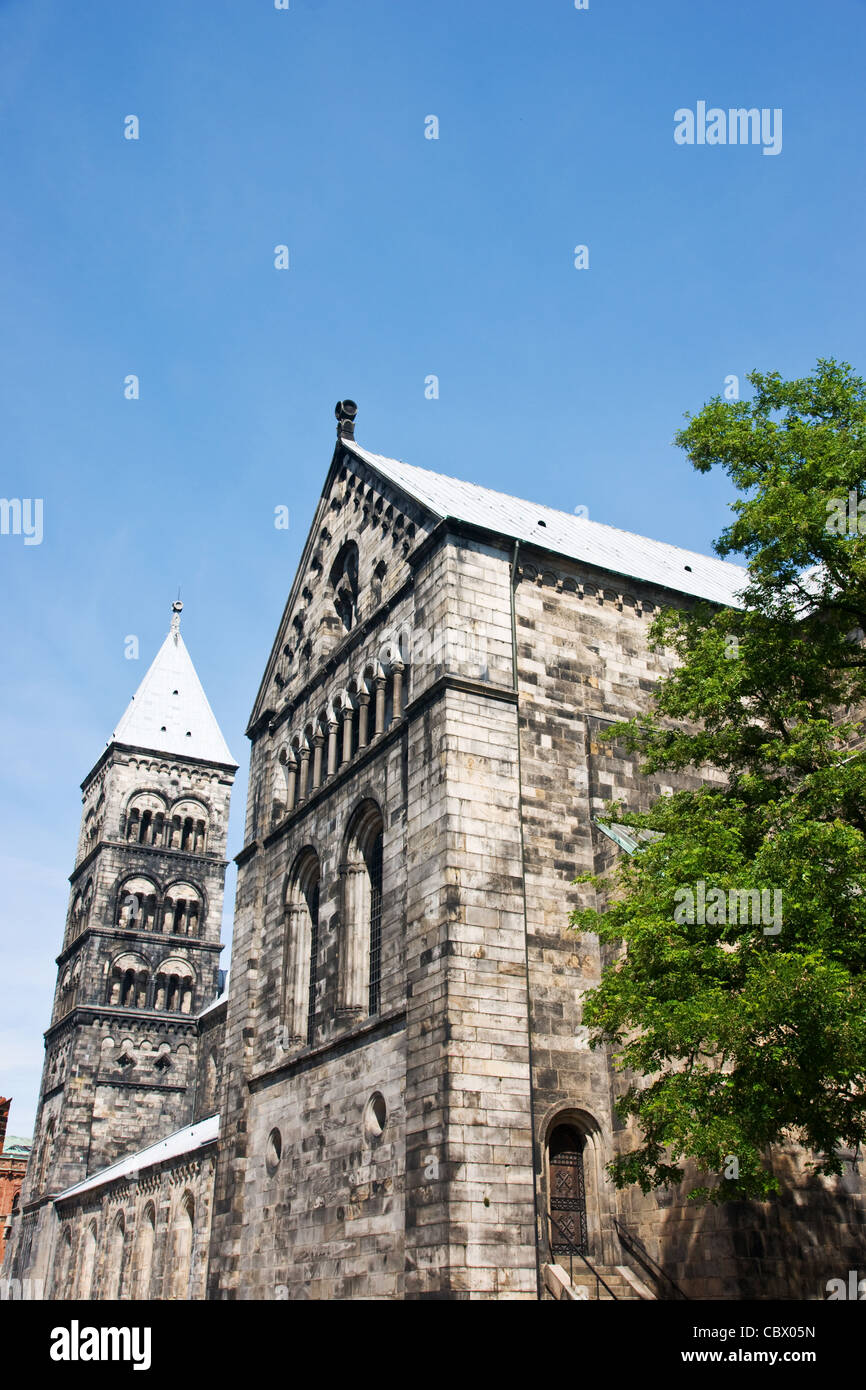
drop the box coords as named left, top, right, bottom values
left=368, top=831, right=383, bottom=1015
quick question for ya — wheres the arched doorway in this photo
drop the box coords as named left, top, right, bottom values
left=548, top=1124, right=589, bottom=1257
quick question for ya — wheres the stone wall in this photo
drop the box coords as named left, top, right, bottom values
left=5, top=733, right=235, bottom=1294
left=51, top=1143, right=217, bottom=1300
left=509, top=554, right=866, bottom=1299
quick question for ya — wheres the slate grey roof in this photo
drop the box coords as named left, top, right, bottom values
left=111, top=615, right=236, bottom=767
left=345, top=440, right=747, bottom=607
left=56, top=1115, right=219, bottom=1201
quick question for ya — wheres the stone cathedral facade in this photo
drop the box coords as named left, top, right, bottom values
left=6, top=402, right=866, bottom=1301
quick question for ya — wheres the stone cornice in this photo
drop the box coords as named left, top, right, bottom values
left=82, top=743, right=237, bottom=794
left=239, top=673, right=516, bottom=862
left=69, top=840, right=229, bottom=889
left=43, top=1006, right=202, bottom=1045
left=55, top=928, right=224, bottom=971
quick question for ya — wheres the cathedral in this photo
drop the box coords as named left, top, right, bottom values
left=6, top=401, right=865, bottom=1301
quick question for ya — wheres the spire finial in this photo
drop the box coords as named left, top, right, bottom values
left=335, top=399, right=358, bottom=440
left=171, top=599, right=183, bottom=636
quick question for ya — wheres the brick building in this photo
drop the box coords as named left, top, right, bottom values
left=6, top=403, right=865, bottom=1300
left=0, top=1100, right=30, bottom=1269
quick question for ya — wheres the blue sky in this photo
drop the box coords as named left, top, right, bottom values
left=2, top=0, right=864, bottom=1136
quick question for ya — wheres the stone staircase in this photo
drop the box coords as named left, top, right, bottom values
left=543, top=1260, right=656, bottom=1301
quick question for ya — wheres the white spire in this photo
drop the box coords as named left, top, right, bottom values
left=110, top=603, right=236, bottom=766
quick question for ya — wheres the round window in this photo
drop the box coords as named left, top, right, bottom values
left=363, top=1091, right=387, bottom=1141
left=266, top=1127, right=282, bottom=1174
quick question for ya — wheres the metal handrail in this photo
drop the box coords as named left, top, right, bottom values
left=548, top=1213, right=619, bottom=1300
left=613, top=1218, right=690, bottom=1300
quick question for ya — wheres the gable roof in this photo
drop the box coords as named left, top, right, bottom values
left=344, top=440, right=747, bottom=607
left=55, top=1115, right=219, bottom=1201
left=111, top=610, right=236, bottom=767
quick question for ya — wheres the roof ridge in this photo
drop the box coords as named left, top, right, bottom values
left=343, top=440, right=747, bottom=606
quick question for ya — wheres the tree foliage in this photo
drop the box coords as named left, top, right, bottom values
left=572, top=360, right=866, bottom=1202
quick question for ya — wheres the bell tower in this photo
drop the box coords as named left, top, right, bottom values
left=8, top=604, right=236, bottom=1285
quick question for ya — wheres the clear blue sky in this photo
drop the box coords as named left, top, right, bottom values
left=2, top=0, right=864, bottom=1136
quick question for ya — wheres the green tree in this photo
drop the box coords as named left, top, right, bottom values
left=572, top=359, right=866, bottom=1202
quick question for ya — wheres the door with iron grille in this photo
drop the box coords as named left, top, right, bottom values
left=549, top=1125, right=588, bottom=1256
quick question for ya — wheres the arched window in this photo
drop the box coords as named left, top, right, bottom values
left=104, top=1212, right=126, bottom=1299
left=274, top=745, right=297, bottom=821
left=125, top=792, right=166, bottom=844
left=330, top=539, right=359, bottom=632
left=162, top=883, right=202, bottom=937
left=347, top=684, right=361, bottom=759
left=305, top=879, right=320, bottom=1043
left=69, top=958, right=81, bottom=1009
left=37, top=1117, right=55, bottom=1192
left=283, top=851, right=321, bottom=1047
left=169, top=801, right=208, bottom=854
left=202, top=1049, right=219, bottom=1115
left=367, top=831, right=383, bottom=1014
left=132, top=1203, right=156, bottom=1300
left=338, top=802, right=385, bottom=1016
left=108, top=953, right=150, bottom=1009
left=78, top=1222, right=98, bottom=1300
left=168, top=1195, right=194, bottom=1300
left=116, top=877, right=159, bottom=932
left=57, top=969, right=72, bottom=1020
left=54, top=1228, right=73, bottom=1301
left=68, top=878, right=93, bottom=935
left=154, top=958, right=195, bottom=1013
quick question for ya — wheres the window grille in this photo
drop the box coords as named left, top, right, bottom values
left=368, top=833, right=383, bottom=1014
left=306, top=880, right=320, bottom=1044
